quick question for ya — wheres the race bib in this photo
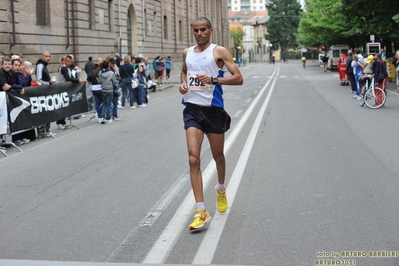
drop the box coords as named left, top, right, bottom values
left=187, top=71, right=211, bottom=90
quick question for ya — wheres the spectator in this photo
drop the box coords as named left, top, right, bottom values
left=84, top=56, right=96, bottom=79
left=393, top=50, right=399, bottom=93
left=322, top=54, right=329, bottom=72
left=152, top=55, right=159, bottom=78
left=370, top=55, right=388, bottom=87
left=375, top=53, right=384, bottom=65
left=56, top=55, right=84, bottom=129
left=147, top=77, right=156, bottom=92
left=88, top=58, right=104, bottom=122
left=114, top=52, right=123, bottom=68
left=35, top=51, right=56, bottom=137
left=0, top=58, right=25, bottom=144
left=165, top=56, right=172, bottom=79
left=108, top=58, right=120, bottom=121
left=155, top=57, right=163, bottom=86
left=98, top=60, right=116, bottom=124
left=354, top=48, right=364, bottom=64
left=346, top=52, right=356, bottom=94
left=136, top=65, right=147, bottom=107
left=13, top=61, right=36, bottom=145
left=142, top=57, right=151, bottom=80
left=119, top=55, right=136, bottom=109
left=380, top=48, right=386, bottom=61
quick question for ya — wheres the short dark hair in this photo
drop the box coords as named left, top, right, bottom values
left=89, top=56, right=93, bottom=61
left=191, top=17, right=212, bottom=29
left=101, top=61, right=109, bottom=69
left=11, top=58, right=21, bottom=65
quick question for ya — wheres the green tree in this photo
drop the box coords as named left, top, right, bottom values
left=297, top=0, right=399, bottom=52
left=340, top=0, right=399, bottom=52
left=265, top=0, right=302, bottom=50
left=230, top=26, right=244, bottom=50
left=296, top=0, right=354, bottom=48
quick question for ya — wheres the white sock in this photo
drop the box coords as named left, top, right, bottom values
left=218, top=183, right=225, bottom=191
left=195, top=202, right=205, bottom=211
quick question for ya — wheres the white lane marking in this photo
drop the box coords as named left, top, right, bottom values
left=107, top=174, right=189, bottom=261
left=193, top=71, right=279, bottom=265
left=139, top=175, right=189, bottom=227
left=246, top=98, right=252, bottom=104
left=280, top=75, right=287, bottom=78
left=252, top=75, right=260, bottom=78
left=142, top=67, right=280, bottom=264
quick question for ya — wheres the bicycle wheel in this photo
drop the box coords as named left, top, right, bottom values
left=358, top=94, right=365, bottom=107
left=364, top=87, right=386, bottom=109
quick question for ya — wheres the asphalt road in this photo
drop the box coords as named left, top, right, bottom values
left=1, top=62, right=399, bottom=266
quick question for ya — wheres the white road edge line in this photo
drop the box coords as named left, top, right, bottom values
left=142, top=67, right=279, bottom=264
left=192, top=71, right=279, bottom=265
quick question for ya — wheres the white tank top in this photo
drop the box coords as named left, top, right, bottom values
left=182, top=43, right=225, bottom=107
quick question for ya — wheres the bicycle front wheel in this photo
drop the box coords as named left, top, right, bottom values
left=364, top=87, right=386, bottom=109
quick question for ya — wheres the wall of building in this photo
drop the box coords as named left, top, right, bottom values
left=0, top=0, right=229, bottom=76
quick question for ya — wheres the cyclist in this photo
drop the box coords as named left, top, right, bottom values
left=302, top=56, right=306, bottom=68
left=371, top=54, right=388, bottom=92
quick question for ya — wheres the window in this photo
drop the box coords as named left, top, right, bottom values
left=36, top=0, right=50, bottom=26
left=163, top=15, right=168, bottom=39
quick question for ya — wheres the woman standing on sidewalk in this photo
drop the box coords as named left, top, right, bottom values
left=119, top=55, right=135, bottom=108
left=136, top=65, right=147, bottom=107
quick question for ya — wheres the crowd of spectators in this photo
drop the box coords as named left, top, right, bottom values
left=0, top=50, right=173, bottom=154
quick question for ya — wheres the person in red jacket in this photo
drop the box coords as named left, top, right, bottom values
left=338, top=52, right=349, bottom=85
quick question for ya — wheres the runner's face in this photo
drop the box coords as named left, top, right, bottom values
left=192, top=21, right=213, bottom=46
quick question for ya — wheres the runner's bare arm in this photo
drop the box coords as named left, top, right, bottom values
left=179, top=48, right=189, bottom=94
left=214, top=46, right=243, bottom=86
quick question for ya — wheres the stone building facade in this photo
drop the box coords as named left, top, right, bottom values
left=0, top=0, right=229, bottom=75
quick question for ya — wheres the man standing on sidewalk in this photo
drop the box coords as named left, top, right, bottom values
left=346, top=51, right=356, bottom=93
left=56, top=55, right=84, bottom=129
left=36, top=51, right=56, bottom=137
left=179, top=17, right=243, bottom=231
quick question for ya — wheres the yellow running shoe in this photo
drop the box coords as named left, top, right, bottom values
left=189, top=209, right=211, bottom=231
left=215, top=185, right=228, bottom=213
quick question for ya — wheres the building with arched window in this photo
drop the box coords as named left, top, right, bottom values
left=0, top=0, right=229, bottom=75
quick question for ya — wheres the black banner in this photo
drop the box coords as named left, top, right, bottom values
left=7, top=82, right=88, bottom=133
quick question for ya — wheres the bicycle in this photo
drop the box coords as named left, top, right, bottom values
left=358, top=76, right=386, bottom=109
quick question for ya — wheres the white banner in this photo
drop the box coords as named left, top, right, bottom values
left=0, top=92, right=7, bottom=134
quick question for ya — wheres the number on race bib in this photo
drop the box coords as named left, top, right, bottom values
left=189, top=76, right=204, bottom=87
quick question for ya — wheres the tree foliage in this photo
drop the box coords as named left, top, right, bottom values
left=230, top=26, right=244, bottom=49
left=265, top=0, right=302, bottom=50
left=296, top=0, right=353, bottom=48
left=297, top=0, right=399, bottom=52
